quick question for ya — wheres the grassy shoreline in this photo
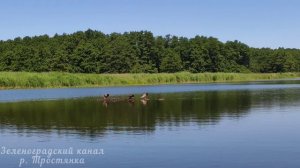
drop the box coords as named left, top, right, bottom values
left=0, top=72, right=299, bottom=89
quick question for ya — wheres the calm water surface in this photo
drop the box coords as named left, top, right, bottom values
left=1, top=80, right=300, bottom=168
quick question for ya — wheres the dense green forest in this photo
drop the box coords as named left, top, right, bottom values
left=0, top=29, right=299, bottom=73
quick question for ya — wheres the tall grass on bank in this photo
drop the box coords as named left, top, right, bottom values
left=0, top=72, right=299, bottom=89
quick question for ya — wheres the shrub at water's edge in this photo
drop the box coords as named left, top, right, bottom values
left=0, top=72, right=299, bottom=89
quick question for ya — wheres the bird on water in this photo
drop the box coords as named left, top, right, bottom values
left=140, top=93, right=149, bottom=100
left=103, top=94, right=110, bottom=101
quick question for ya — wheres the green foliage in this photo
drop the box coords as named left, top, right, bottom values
left=160, top=49, right=183, bottom=72
left=0, top=29, right=300, bottom=73
left=0, top=72, right=299, bottom=89
left=189, top=45, right=210, bottom=72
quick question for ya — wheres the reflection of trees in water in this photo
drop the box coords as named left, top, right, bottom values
left=0, top=89, right=299, bottom=137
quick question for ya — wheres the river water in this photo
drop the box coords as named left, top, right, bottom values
left=1, top=80, right=300, bottom=168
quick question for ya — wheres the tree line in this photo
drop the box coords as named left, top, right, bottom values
left=0, top=29, right=299, bottom=73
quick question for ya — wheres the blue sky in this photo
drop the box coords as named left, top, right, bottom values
left=0, top=0, right=299, bottom=48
